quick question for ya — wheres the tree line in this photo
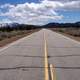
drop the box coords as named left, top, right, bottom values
left=0, top=22, right=80, bottom=31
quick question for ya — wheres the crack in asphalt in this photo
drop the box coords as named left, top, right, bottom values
left=49, top=54, right=80, bottom=58
left=1, top=54, right=80, bottom=58
left=0, top=66, right=80, bottom=71
left=0, top=55, right=44, bottom=58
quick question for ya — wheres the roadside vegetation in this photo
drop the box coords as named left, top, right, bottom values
left=50, top=27, right=80, bottom=41
left=0, top=30, right=32, bottom=41
left=0, top=25, right=40, bottom=47
left=51, top=27, right=80, bottom=37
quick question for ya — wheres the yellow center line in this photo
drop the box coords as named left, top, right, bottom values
left=44, top=32, right=49, bottom=80
left=44, top=31, right=56, bottom=80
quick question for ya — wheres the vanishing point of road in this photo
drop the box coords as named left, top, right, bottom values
left=0, top=29, right=80, bottom=80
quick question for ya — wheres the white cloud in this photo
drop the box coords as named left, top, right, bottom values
left=63, top=1, right=80, bottom=10
left=0, top=0, right=80, bottom=25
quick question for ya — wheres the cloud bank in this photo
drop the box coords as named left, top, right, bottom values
left=0, top=0, right=80, bottom=25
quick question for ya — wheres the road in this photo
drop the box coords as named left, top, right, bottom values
left=0, top=29, right=80, bottom=80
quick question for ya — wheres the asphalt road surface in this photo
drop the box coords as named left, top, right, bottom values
left=0, top=29, right=80, bottom=80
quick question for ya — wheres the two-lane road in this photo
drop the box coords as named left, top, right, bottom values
left=0, top=29, right=80, bottom=80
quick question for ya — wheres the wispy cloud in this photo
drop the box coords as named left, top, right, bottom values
left=0, top=0, right=80, bottom=25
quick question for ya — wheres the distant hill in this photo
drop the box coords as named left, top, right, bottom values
left=43, top=22, right=80, bottom=28
left=0, top=23, right=20, bottom=28
left=0, top=21, right=80, bottom=31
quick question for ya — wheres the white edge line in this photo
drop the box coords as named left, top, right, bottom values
left=50, top=29, right=80, bottom=45
left=0, top=31, right=38, bottom=53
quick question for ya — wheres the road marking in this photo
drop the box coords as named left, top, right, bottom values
left=50, top=64, right=56, bottom=80
left=49, top=29, right=80, bottom=45
left=44, top=32, right=49, bottom=80
left=0, top=31, right=39, bottom=54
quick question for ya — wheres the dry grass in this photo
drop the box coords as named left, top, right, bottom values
left=0, top=29, right=40, bottom=47
left=50, top=27, right=80, bottom=41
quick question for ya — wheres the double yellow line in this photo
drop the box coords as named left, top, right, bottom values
left=44, top=32, right=56, bottom=80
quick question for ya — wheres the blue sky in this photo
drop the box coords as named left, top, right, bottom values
left=0, top=0, right=39, bottom=4
left=0, top=0, right=80, bottom=25
left=57, top=10, right=80, bottom=23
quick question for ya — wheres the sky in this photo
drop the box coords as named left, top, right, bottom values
left=0, top=0, right=80, bottom=25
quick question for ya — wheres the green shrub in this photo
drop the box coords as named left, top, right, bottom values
left=58, top=29, right=64, bottom=32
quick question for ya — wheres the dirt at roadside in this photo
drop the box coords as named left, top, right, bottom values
left=0, top=29, right=40, bottom=47
left=60, top=32, right=80, bottom=42
left=50, top=28, right=80, bottom=42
